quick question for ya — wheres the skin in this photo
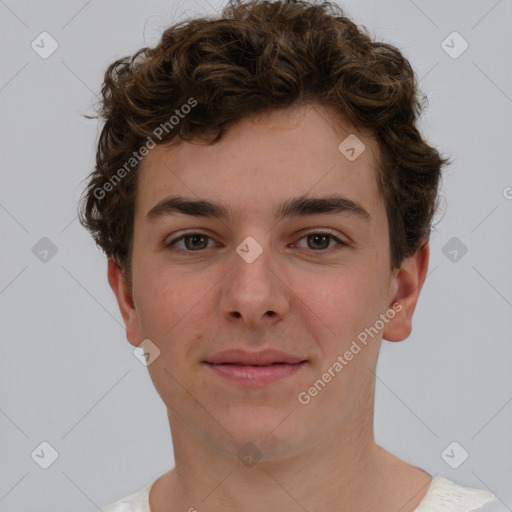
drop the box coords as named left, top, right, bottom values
left=108, top=102, right=432, bottom=512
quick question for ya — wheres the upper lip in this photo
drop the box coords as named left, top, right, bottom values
left=204, top=349, right=306, bottom=366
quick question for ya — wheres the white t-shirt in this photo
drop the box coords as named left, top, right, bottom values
left=101, top=474, right=504, bottom=512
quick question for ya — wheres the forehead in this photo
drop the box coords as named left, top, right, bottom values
left=134, top=103, right=382, bottom=222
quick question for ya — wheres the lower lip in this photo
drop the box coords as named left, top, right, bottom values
left=204, top=362, right=306, bottom=386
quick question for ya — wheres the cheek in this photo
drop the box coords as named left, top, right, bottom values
left=299, top=264, right=389, bottom=341
left=134, top=268, right=224, bottom=377
left=133, top=266, right=197, bottom=341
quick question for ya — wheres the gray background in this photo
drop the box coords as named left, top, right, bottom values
left=1, top=0, right=511, bottom=510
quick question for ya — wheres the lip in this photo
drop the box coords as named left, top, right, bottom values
left=203, top=349, right=308, bottom=387
left=204, top=348, right=305, bottom=366
left=205, top=362, right=306, bottom=386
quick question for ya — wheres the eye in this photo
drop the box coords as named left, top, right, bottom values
left=165, top=231, right=216, bottom=251
left=294, top=231, right=346, bottom=251
left=164, top=230, right=347, bottom=252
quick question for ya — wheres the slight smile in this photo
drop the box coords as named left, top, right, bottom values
left=203, top=349, right=308, bottom=386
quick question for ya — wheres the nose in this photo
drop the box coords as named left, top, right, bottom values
left=219, top=237, right=290, bottom=329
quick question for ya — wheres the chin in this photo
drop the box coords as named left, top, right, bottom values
left=210, top=406, right=310, bottom=461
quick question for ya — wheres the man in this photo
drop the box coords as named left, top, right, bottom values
left=79, top=1, right=500, bottom=510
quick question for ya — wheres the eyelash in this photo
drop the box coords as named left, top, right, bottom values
left=164, top=230, right=347, bottom=253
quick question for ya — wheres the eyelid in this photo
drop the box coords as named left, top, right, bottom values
left=164, top=230, right=216, bottom=248
left=294, top=227, right=345, bottom=240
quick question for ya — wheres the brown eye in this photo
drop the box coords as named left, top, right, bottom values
left=295, top=232, right=346, bottom=251
left=307, top=233, right=331, bottom=250
left=165, top=232, right=214, bottom=251
left=183, top=234, right=209, bottom=250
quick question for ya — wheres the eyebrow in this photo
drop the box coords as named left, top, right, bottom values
left=146, top=194, right=370, bottom=223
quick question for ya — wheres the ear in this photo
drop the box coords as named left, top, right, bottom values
left=382, top=240, right=429, bottom=342
left=107, top=258, right=141, bottom=347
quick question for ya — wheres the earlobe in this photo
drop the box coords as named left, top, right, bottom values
left=107, top=258, right=141, bottom=347
left=382, top=241, right=430, bottom=342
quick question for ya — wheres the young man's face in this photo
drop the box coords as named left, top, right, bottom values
left=109, top=103, right=427, bottom=460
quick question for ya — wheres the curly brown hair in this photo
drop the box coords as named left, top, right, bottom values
left=78, top=0, right=450, bottom=288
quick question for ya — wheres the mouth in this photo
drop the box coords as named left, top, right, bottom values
left=204, top=348, right=306, bottom=366
left=202, top=349, right=308, bottom=386
left=205, top=362, right=304, bottom=366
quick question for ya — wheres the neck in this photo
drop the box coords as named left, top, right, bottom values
left=150, top=411, right=431, bottom=512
